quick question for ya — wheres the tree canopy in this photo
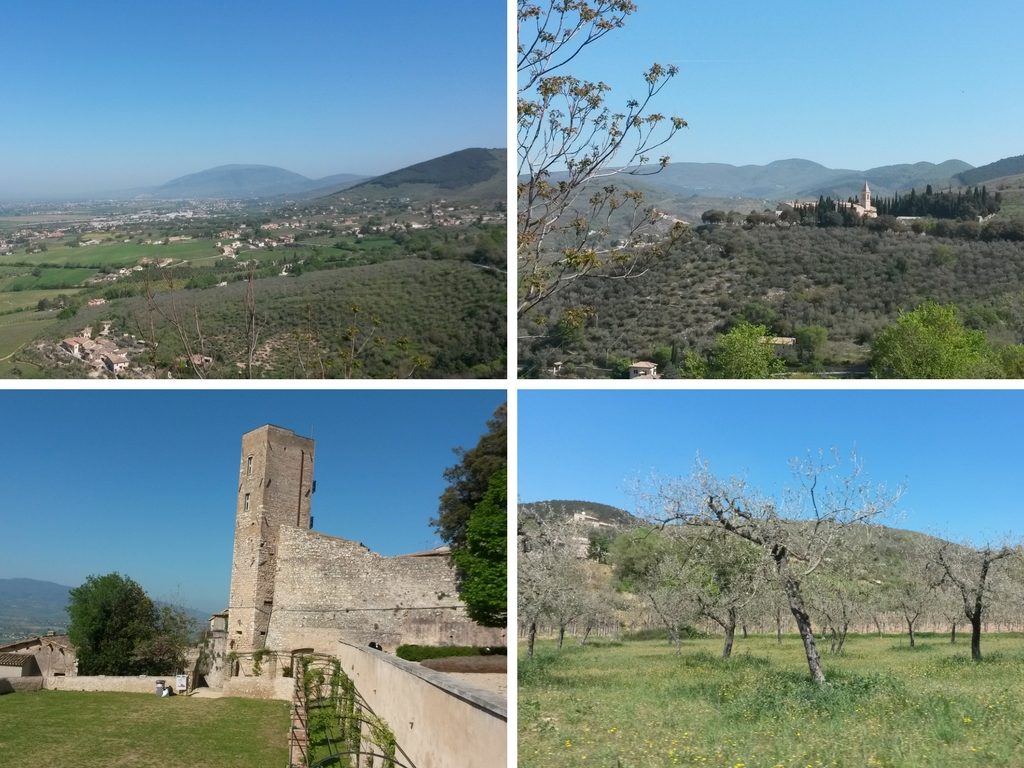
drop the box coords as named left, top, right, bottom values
left=452, top=468, right=507, bottom=627
left=711, top=322, right=784, bottom=378
left=870, top=301, right=996, bottom=378
left=433, top=403, right=507, bottom=550
left=67, top=572, right=194, bottom=675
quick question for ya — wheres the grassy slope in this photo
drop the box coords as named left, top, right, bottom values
left=0, top=690, right=289, bottom=768
left=520, top=634, right=1024, bottom=767
left=0, top=311, right=58, bottom=361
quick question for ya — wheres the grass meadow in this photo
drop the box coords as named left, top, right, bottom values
left=2, top=268, right=97, bottom=291
left=0, top=311, right=57, bottom=362
left=0, top=690, right=289, bottom=767
left=519, top=633, right=1024, bottom=767
left=0, top=288, right=81, bottom=314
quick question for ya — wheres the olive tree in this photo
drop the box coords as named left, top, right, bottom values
left=518, top=509, right=592, bottom=657
left=929, top=539, right=1019, bottom=660
left=641, top=452, right=899, bottom=684
left=887, top=556, right=936, bottom=648
left=678, top=528, right=762, bottom=658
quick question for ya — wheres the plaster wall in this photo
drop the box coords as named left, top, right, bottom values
left=334, top=641, right=506, bottom=768
left=0, top=677, right=44, bottom=694
left=45, top=675, right=179, bottom=694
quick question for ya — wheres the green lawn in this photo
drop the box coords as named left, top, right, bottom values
left=0, top=690, right=290, bottom=768
left=520, top=633, right=1024, bottom=768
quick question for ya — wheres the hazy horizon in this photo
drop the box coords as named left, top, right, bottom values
left=520, top=0, right=1024, bottom=174
left=0, top=148, right=507, bottom=202
left=1, top=0, right=505, bottom=199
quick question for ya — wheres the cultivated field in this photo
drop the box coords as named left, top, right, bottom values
left=0, top=690, right=289, bottom=767
left=0, top=288, right=81, bottom=314
left=519, top=633, right=1024, bottom=767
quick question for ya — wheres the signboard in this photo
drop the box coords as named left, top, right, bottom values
left=175, top=674, right=188, bottom=694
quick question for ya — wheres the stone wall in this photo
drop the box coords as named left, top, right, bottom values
left=221, top=675, right=293, bottom=701
left=334, top=641, right=505, bottom=768
left=45, top=675, right=180, bottom=694
left=0, top=677, right=44, bottom=694
left=265, top=527, right=505, bottom=652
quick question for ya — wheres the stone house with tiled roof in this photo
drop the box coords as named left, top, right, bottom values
left=0, top=634, right=77, bottom=677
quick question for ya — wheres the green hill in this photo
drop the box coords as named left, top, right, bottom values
left=61, top=257, right=506, bottom=379
left=519, top=499, right=640, bottom=528
left=335, top=148, right=506, bottom=203
left=956, top=154, right=1024, bottom=186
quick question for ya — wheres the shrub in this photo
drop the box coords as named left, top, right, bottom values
left=395, top=644, right=505, bottom=661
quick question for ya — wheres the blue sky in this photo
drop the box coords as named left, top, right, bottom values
left=519, top=389, right=1023, bottom=545
left=520, top=0, right=1024, bottom=170
left=0, top=389, right=505, bottom=613
left=1, top=0, right=506, bottom=197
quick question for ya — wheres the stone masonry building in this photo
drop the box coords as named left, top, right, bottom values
left=228, top=425, right=315, bottom=652
left=223, top=425, right=502, bottom=664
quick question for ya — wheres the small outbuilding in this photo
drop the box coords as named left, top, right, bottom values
left=628, top=361, right=660, bottom=379
left=0, top=652, right=41, bottom=678
left=0, top=634, right=77, bottom=677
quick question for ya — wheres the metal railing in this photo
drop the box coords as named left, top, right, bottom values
left=287, top=653, right=413, bottom=768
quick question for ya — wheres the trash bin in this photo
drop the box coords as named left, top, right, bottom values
left=155, top=679, right=166, bottom=696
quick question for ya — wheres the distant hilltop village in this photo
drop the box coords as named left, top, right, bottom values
left=790, top=181, right=877, bottom=219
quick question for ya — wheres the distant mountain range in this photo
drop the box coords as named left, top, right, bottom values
left=0, top=578, right=209, bottom=643
left=0, top=578, right=71, bottom=640
left=628, top=158, right=975, bottom=202
left=149, top=147, right=506, bottom=202
left=154, top=165, right=367, bottom=199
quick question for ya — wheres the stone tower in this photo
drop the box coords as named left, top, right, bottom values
left=227, top=425, right=315, bottom=652
left=862, top=180, right=872, bottom=211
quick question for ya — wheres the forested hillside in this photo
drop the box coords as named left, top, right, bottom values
left=957, top=154, right=1024, bottom=186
